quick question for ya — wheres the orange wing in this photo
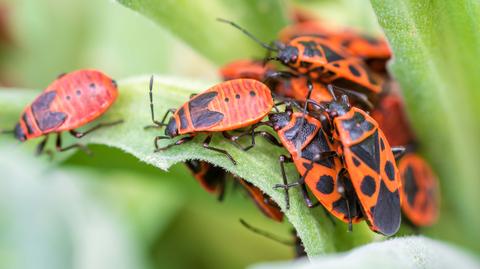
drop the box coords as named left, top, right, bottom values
left=335, top=108, right=401, bottom=236
left=398, top=153, right=440, bottom=226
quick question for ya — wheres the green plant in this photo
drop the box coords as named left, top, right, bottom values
left=1, top=0, right=479, bottom=268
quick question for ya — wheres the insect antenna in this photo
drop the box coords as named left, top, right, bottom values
left=0, top=129, right=14, bottom=135
left=217, top=18, right=278, bottom=52
left=239, top=219, right=294, bottom=246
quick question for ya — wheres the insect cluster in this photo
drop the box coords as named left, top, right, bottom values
left=3, top=12, right=440, bottom=257
left=146, top=16, right=440, bottom=241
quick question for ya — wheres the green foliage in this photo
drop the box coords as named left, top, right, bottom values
left=370, top=0, right=480, bottom=252
left=116, top=0, right=289, bottom=64
left=2, top=0, right=480, bottom=268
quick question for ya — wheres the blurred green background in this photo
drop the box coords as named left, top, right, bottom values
left=1, top=0, right=479, bottom=268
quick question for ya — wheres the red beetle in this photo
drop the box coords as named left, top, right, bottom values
left=147, top=77, right=274, bottom=165
left=6, top=69, right=121, bottom=155
left=218, top=19, right=383, bottom=97
left=279, top=21, right=391, bottom=72
left=326, top=95, right=403, bottom=236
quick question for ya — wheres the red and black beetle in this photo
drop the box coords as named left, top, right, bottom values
left=147, top=76, right=274, bottom=164
left=4, top=69, right=121, bottom=155
left=218, top=19, right=383, bottom=98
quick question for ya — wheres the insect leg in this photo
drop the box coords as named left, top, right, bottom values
left=228, top=130, right=281, bottom=151
left=69, top=120, right=123, bottom=138
left=35, top=135, right=53, bottom=160
left=239, top=219, right=294, bottom=246
left=154, top=135, right=194, bottom=152
left=227, top=122, right=279, bottom=151
left=203, top=134, right=237, bottom=165
left=337, top=175, right=353, bottom=232
left=55, top=133, right=91, bottom=155
left=145, top=75, right=177, bottom=129
left=0, top=129, right=14, bottom=134
left=273, top=154, right=295, bottom=209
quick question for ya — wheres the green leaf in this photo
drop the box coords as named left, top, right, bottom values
left=370, top=0, right=480, bottom=252
left=116, top=0, right=289, bottom=64
left=0, top=76, right=378, bottom=257
left=249, top=236, right=480, bottom=269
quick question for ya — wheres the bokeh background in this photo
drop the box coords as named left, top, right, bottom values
left=0, top=0, right=479, bottom=269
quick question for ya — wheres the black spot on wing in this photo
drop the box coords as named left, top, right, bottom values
left=302, top=161, right=313, bottom=171
left=380, top=138, right=385, bottom=151
left=189, top=92, right=218, bottom=108
left=404, top=165, right=418, bottom=206
left=384, top=161, right=395, bottom=181
left=178, top=107, right=188, bottom=130
left=316, top=175, right=334, bottom=194
left=191, top=111, right=224, bottom=129
left=340, top=112, right=374, bottom=141
left=284, top=116, right=317, bottom=149
left=373, top=180, right=401, bottom=236
left=349, top=65, right=361, bottom=77
left=333, top=198, right=348, bottom=215
left=31, top=91, right=67, bottom=131
left=352, top=157, right=361, bottom=166
left=320, top=44, right=344, bottom=62
left=299, top=41, right=323, bottom=58
left=350, top=130, right=380, bottom=173
left=361, top=175, right=376, bottom=197
left=188, top=91, right=224, bottom=129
